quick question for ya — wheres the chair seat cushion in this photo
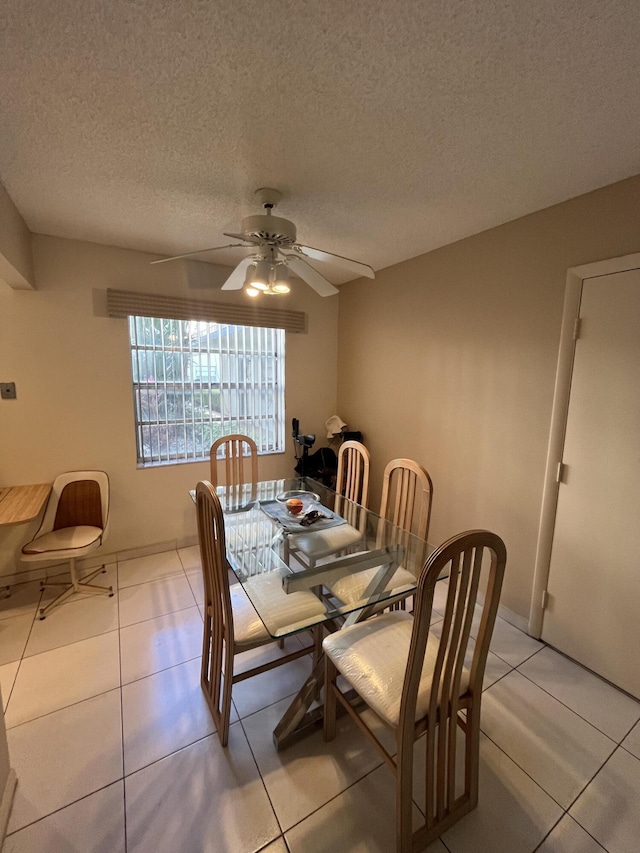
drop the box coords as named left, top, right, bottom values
left=289, top=524, right=364, bottom=560
left=234, top=574, right=326, bottom=646
left=328, top=564, right=416, bottom=605
left=230, top=585, right=272, bottom=647
left=21, top=526, right=103, bottom=561
left=323, top=612, right=470, bottom=728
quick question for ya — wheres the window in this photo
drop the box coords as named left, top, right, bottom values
left=128, top=316, right=285, bottom=465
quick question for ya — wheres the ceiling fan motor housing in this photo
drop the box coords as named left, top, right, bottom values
left=240, top=214, right=297, bottom=247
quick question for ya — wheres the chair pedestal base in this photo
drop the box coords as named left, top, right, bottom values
left=39, top=559, right=113, bottom=619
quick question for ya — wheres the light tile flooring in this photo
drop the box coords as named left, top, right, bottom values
left=1, top=547, right=639, bottom=853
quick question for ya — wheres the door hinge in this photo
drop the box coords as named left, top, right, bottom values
left=541, top=590, right=549, bottom=610
left=556, top=462, right=567, bottom=483
left=573, top=317, right=582, bottom=340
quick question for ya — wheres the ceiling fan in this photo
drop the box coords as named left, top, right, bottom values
left=150, top=188, right=375, bottom=297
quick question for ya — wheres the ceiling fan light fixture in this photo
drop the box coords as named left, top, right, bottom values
left=272, top=264, right=290, bottom=293
left=249, top=259, right=272, bottom=290
left=244, top=261, right=268, bottom=295
left=275, top=263, right=288, bottom=281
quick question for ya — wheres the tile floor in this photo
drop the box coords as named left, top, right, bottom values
left=1, top=547, right=639, bottom=853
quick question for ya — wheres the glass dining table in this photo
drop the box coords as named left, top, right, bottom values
left=192, top=476, right=434, bottom=749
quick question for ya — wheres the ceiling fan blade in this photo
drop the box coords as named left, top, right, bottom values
left=150, top=243, right=251, bottom=265
left=221, top=256, right=255, bottom=290
left=294, top=244, right=375, bottom=279
left=284, top=255, right=339, bottom=297
left=223, top=232, right=262, bottom=246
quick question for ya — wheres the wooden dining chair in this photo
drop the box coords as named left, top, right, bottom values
left=287, top=441, right=371, bottom=570
left=380, top=457, right=432, bottom=538
left=327, top=457, right=433, bottom=606
left=20, top=470, right=113, bottom=619
left=195, top=480, right=326, bottom=745
left=336, top=440, right=371, bottom=507
left=209, top=434, right=259, bottom=488
left=323, top=530, right=507, bottom=852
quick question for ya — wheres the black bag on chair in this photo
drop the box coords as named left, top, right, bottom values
left=295, top=447, right=338, bottom=487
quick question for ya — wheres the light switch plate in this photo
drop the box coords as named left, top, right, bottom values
left=0, top=383, right=17, bottom=399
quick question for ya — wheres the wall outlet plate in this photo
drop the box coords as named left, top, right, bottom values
left=0, top=383, right=17, bottom=399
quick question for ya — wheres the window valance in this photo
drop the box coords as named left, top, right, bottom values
left=106, top=288, right=306, bottom=334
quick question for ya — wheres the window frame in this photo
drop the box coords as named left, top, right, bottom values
left=127, top=315, right=286, bottom=467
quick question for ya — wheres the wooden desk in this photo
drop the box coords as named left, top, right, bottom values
left=0, top=484, right=51, bottom=526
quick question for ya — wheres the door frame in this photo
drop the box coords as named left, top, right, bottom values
left=528, top=251, right=640, bottom=637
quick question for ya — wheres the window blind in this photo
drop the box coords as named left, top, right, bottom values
left=129, top=316, right=286, bottom=465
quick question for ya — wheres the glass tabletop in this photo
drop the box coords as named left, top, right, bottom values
left=201, top=477, right=435, bottom=638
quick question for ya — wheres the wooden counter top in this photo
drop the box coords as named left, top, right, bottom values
left=0, top=484, right=51, bottom=526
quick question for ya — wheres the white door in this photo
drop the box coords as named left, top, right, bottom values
left=542, top=268, right=640, bottom=699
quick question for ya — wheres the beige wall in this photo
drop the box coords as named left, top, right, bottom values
left=0, top=181, right=34, bottom=289
left=2, top=175, right=638, bottom=616
left=337, top=175, right=640, bottom=621
left=0, top=235, right=339, bottom=577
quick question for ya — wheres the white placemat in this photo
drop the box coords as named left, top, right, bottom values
left=259, top=500, right=347, bottom=534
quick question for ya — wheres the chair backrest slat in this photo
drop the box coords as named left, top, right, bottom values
left=335, top=440, right=370, bottom=506
left=379, top=458, right=432, bottom=541
left=377, top=458, right=432, bottom=567
left=210, top=434, right=259, bottom=489
left=196, top=480, right=234, bottom=646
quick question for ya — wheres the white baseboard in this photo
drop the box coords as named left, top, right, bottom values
left=0, top=537, right=201, bottom=588
left=177, top=535, right=198, bottom=550
left=114, top=539, right=179, bottom=563
left=496, top=602, right=530, bottom=634
left=474, top=589, right=531, bottom=635
left=0, top=768, right=17, bottom=845
left=116, top=536, right=197, bottom=561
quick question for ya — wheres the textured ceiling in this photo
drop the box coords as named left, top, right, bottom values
left=0, top=0, right=639, bottom=283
